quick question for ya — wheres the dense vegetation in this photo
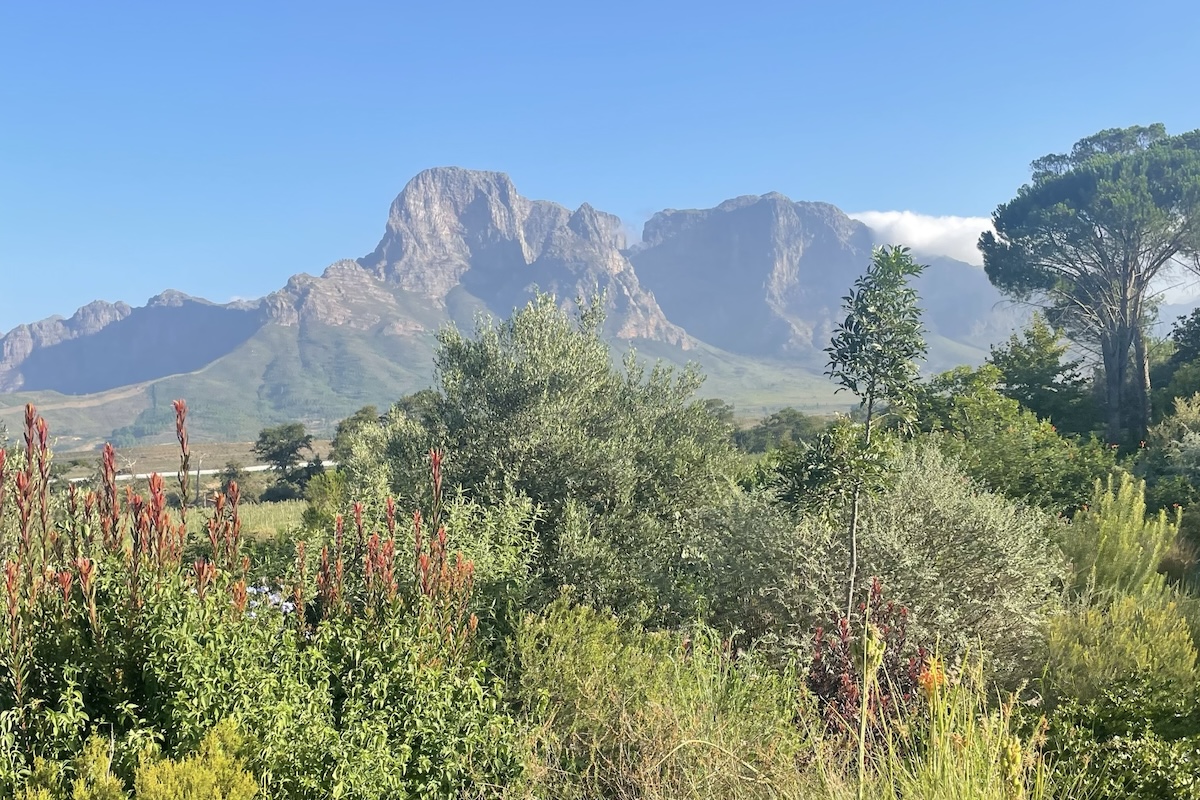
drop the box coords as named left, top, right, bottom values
left=3, top=124, right=1200, bottom=797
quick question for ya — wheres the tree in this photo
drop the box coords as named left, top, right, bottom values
left=980, top=124, right=1200, bottom=443
left=915, top=364, right=1116, bottom=516
left=219, top=460, right=249, bottom=496
left=338, top=292, right=741, bottom=603
left=987, top=312, right=1099, bottom=435
left=733, top=407, right=830, bottom=453
left=823, top=245, right=927, bottom=615
left=701, top=398, right=736, bottom=429
left=252, top=422, right=319, bottom=499
left=330, top=405, right=381, bottom=463
left=393, top=389, right=440, bottom=423
left=1167, top=307, right=1200, bottom=369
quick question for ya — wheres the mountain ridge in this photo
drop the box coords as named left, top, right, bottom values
left=0, top=167, right=1016, bottom=446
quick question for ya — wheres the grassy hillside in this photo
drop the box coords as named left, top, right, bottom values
left=2, top=319, right=852, bottom=445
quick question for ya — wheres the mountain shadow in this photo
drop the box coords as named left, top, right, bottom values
left=17, top=297, right=263, bottom=395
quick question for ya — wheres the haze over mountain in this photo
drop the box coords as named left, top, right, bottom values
left=0, top=168, right=1021, bottom=446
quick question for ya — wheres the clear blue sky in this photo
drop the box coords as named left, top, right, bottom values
left=3, top=0, right=1198, bottom=331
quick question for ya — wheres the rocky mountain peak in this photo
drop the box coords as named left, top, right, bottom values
left=146, top=289, right=202, bottom=308
left=355, top=168, right=685, bottom=344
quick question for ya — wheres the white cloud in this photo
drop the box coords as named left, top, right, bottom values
left=848, top=210, right=993, bottom=266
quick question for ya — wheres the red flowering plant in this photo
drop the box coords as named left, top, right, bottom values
left=0, top=405, right=521, bottom=797
left=806, top=577, right=929, bottom=746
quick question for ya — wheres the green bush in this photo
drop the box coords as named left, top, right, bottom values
left=134, top=720, right=258, bottom=800
left=0, top=409, right=525, bottom=800
left=1047, top=592, right=1199, bottom=706
left=1048, top=693, right=1200, bottom=800
left=916, top=365, right=1116, bottom=515
left=854, top=442, right=1066, bottom=680
left=733, top=407, right=832, bottom=453
left=337, top=293, right=741, bottom=570
left=1060, top=473, right=1179, bottom=597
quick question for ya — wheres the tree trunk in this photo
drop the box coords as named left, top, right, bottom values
left=1101, top=335, right=1125, bottom=444
left=846, top=486, right=861, bottom=620
left=1132, top=325, right=1152, bottom=442
left=846, top=399, right=874, bottom=619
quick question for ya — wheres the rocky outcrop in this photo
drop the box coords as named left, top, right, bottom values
left=0, top=296, right=262, bottom=395
left=359, top=167, right=688, bottom=345
left=0, top=167, right=1017, bottom=410
left=262, top=261, right=435, bottom=335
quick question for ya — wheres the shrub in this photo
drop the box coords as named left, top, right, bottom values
left=1047, top=691, right=1200, bottom=800
left=1060, top=473, right=1179, bottom=597
left=862, top=656, right=1059, bottom=800
left=1047, top=592, right=1199, bottom=707
left=917, top=364, right=1116, bottom=515
left=0, top=405, right=525, bottom=800
left=806, top=578, right=926, bottom=744
left=854, top=441, right=1066, bottom=681
left=337, top=293, right=741, bottom=575
left=134, top=720, right=258, bottom=800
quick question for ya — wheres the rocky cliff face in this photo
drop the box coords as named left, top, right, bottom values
left=1, top=167, right=1017, bottom=428
left=630, top=195, right=876, bottom=358
left=0, top=295, right=263, bottom=395
left=358, top=167, right=688, bottom=345
left=629, top=193, right=1011, bottom=362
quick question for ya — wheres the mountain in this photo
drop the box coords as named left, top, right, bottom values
left=627, top=194, right=1016, bottom=368
left=0, top=168, right=1018, bottom=447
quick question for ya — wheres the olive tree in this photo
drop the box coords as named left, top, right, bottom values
left=339, top=292, right=742, bottom=603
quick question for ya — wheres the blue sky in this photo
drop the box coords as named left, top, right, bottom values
left=2, top=0, right=1198, bottom=331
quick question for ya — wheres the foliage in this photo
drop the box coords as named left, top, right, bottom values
left=916, top=364, right=1117, bottom=515
left=853, top=442, right=1066, bottom=681
left=300, top=470, right=346, bottom=532
left=862, top=656, right=1057, bottom=800
left=252, top=423, right=314, bottom=474
left=826, top=245, right=928, bottom=428
left=9, top=246, right=1200, bottom=798
left=987, top=312, right=1099, bottom=435
left=514, top=598, right=815, bottom=800
left=734, top=407, right=832, bottom=453
left=1047, top=591, right=1198, bottom=707
left=806, top=578, right=926, bottom=744
left=252, top=423, right=321, bottom=501
left=1049, top=723, right=1200, bottom=800
left=769, top=420, right=899, bottom=519
left=337, top=292, right=741, bottom=597
left=218, top=462, right=249, bottom=497
left=0, top=406, right=524, bottom=800
left=1169, top=308, right=1200, bottom=371
left=823, top=245, right=927, bottom=615
left=1060, top=473, right=1179, bottom=597
left=980, top=123, right=1200, bottom=442
left=701, top=397, right=736, bottom=428
left=329, top=406, right=380, bottom=464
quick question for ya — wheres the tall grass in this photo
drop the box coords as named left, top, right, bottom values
left=514, top=599, right=1069, bottom=800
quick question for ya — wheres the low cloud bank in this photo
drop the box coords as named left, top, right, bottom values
left=849, top=210, right=993, bottom=266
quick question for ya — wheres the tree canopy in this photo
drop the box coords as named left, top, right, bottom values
left=980, top=124, right=1200, bottom=443
left=987, top=313, right=1099, bottom=435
